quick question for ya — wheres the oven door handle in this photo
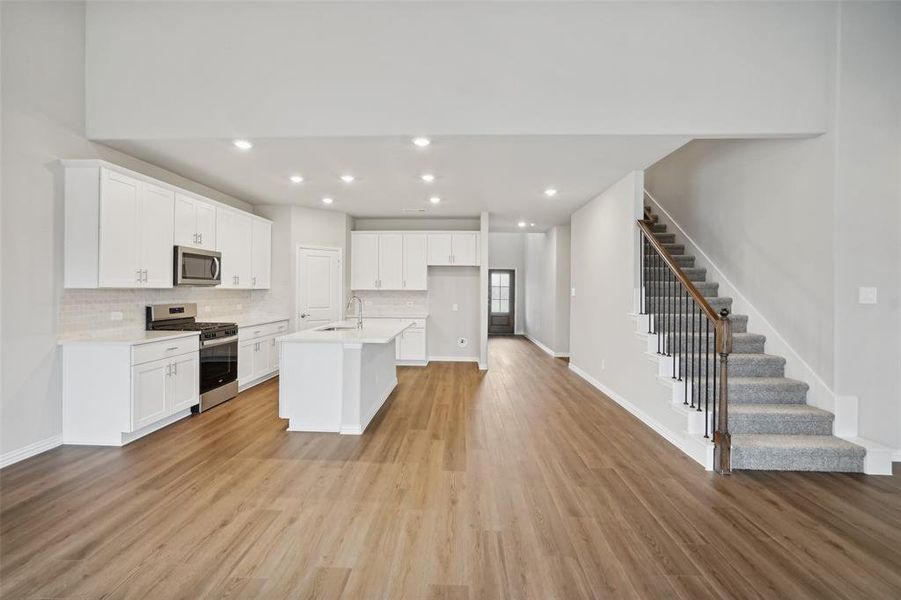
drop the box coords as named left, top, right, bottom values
left=201, top=335, right=238, bottom=348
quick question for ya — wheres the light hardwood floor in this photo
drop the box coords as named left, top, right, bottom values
left=2, top=336, right=900, bottom=599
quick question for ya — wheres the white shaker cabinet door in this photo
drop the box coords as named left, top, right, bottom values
left=132, top=358, right=169, bottom=431
left=99, top=169, right=142, bottom=288
left=168, top=353, right=199, bottom=412
left=451, top=233, right=479, bottom=266
left=140, top=183, right=175, bottom=288
left=351, top=233, right=380, bottom=290
left=427, top=233, right=453, bottom=266
left=194, top=201, right=217, bottom=250
left=378, top=233, right=404, bottom=290
left=251, top=219, right=271, bottom=289
left=173, top=193, right=198, bottom=248
left=402, top=234, right=428, bottom=290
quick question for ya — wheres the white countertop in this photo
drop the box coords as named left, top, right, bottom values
left=59, top=330, right=199, bottom=346
left=355, top=313, right=429, bottom=320
left=278, top=320, right=411, bottom=345
left=218, top=314, right=291, bottom=328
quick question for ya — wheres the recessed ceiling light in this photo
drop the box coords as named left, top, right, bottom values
left=340, top=174, right=355, bottom=183
left=544, top=188, right=558, bottom=197
left=518, top=221, right=527, bottom=228
left=289, top=175, right=304, bottom=184
left=429, top=196, right=441, bottom=204
left=233, top=139, right=253, bottom=150
left=412, top=137, right=431, bottom=148
left=421, top=173, right=435, bottom=183
left=322, top=197, right=334, bottom=205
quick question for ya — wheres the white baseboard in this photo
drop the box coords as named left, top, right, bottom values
left=1, top=434, right=63, bottom=469
left=524, top=334, right=569, bottom=358
left=428, top=356, right=479, bottom=363
left=568, top=362, right=712, bottom=469
left=835, top=435, right=897, bottom=475
left=238, top=369, right=278, bottom=392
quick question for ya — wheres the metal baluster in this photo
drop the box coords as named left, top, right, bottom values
left=711, top=326, right=717, bottom=440
left=640, top=234, right=646, bottom=315
left=697, top=306, right=703, bottom=412
left=677, top=283, right=683, bottom=382
left=703, top=313, right=709, bottom=416
left=656, top=251, right=662, bottom=354
left=690, top=297, right=696, bottom=408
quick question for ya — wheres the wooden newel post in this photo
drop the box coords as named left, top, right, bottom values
left=714, top=309, right=732, bottom=474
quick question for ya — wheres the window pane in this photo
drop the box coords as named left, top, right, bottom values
left=500, top=299, right=509, bottom=313
left=491, top=300, right=501, bottom=312
left=498, top=273, right=510, bottom=286
left=491, top=273, right=501, bottom=286
left=500, top=287, right=509, bottom=300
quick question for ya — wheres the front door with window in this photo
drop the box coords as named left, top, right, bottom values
left=488, top=269, right=515, bottom=335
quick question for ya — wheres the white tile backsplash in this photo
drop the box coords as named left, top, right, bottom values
left=351, top=291, right=429, bottom=317
left=60, top=288, right=281, bottom=338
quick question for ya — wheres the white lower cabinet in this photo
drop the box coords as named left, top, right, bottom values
left=62, top=334, right=200, bottom=446
left=238, top=320, right=289, bottom=388
left=367, top=317, right=428, bottom=365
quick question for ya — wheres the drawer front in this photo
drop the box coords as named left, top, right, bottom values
left=132, top=335, right=199, bottom=366
left=239, top=320, right=289, bottom=341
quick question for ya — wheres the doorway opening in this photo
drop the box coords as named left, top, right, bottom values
left=488, top=269, right=515, bottom=335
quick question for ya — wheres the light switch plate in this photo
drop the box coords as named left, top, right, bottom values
left=571, top=287, right=576, bottom=297
left=858, top=287, right=877, bottom=304
left=452, top=303, right=459, bottom=312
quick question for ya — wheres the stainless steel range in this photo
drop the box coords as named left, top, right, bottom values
left=146, top=303, right=238, bottom=412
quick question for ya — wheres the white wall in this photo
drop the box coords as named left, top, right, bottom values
left=569, top=172, right=674, bottom=414
left=645, top=137, right=836, bottom=384
left=255, top=205, right=352, bottom=332
left=645, top=1, right=901, bottom=450
left=427, top=268, right=481, bottom=361
left=832, top=1, right=901, bottom=451
left=488, top=233, right=526, bottom=334
left=524, top=226, right=571, bottom=355
left=352, top=218, right=480, bottom=231
left=0, top=1, right=251, bottom=461
left=84, top=1, right=834, bottom=139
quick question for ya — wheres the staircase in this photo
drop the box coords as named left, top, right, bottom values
left=642, top=208, right=865, bottom=472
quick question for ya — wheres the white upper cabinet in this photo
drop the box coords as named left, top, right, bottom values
left=174, top=192, right=217, bottom=250
left=426, top=233, right=453, bottom=266
left=427, top=232, right=480, bottom=266
left=217, top=209, right=253, bottom=289
left=140, top=183, right=175, bottom=288
left=450, top=232, right=479, bottom=266
left=63, top=160, right=270, bottom=290
left=378, top=234, right=404, bottom=290
left=98, top=169, right=142, bottom=287
left=351, top=232, right=380, bottom=290
left=251, top=219, right=271, bottom=289
left=402, top=233, right=428, bottom=290
left=97, top=169, right=174, bottom=288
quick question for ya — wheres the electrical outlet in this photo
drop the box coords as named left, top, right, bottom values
left=571, top=287, right=576, bottom=297
left=452, top=303, right=459, bottom=312
left=110, top=311, right=123, bottom=321
left=858, top=287, right=877, bottom=304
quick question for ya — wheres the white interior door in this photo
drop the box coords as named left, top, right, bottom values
left=297, top=247, right=342, bottom=330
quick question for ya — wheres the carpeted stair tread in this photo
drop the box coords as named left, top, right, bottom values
left=727, top=377, right=810, bottom=403
left=679, top=352, right=784, bottom=377
left=653, top=232, right=676, bottom=244
left=730, top=404, right=834, bottom=435
left=731, top=434, right=864, bottom=472
left=657, top=313, right=748, bottom=333
left=671, top=332, right=765, bottom=354
left=645, top=266, right=706, bottom=282
left=650, top=281, right=719, bottom=296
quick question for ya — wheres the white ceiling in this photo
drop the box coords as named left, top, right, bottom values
left=104, top=136, right=687, bottom=232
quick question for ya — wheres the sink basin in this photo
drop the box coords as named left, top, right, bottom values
left=319, top=325, right=359, bottom=331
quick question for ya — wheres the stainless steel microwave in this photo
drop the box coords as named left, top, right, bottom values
left=174, top=246, right=221, bottom=286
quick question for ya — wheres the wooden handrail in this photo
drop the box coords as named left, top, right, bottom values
left=637, top=216, right=733, bottom=473
left=637, top=220, right=721, bottom=324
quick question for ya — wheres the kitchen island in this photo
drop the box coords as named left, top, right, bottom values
left=277, top=320, right=412, bottom=434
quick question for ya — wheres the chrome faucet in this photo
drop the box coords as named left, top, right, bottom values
left=346, top=295, right=363, bottom=329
